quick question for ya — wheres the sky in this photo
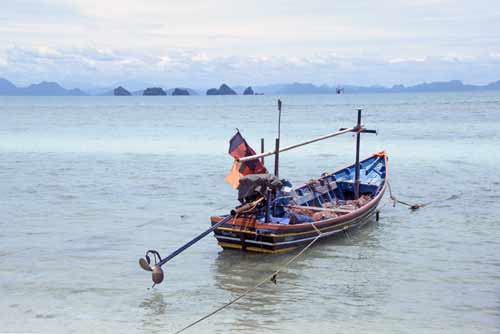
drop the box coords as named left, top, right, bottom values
left=1, top=0, right=500, bottom=89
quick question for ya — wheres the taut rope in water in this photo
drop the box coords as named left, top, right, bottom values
left=173, top=223, right=324, bottom=334
left=387, top=181, right=427, bottom=210
left=387, top=181, right=461, bottom=211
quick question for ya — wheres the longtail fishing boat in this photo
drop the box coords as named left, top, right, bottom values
left=211, top=152, right=387, bottom=253
left=139, top=107, right=386, bottom=286
left=209, top=106, right=386, bottom=254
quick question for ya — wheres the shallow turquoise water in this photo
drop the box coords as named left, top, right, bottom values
left=0, top=92, right=499, bottom=333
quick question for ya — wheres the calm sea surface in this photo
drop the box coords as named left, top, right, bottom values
left=1, top=92, right=499, bottom=333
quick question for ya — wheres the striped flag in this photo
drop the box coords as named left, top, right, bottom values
left=225, top=131, right=267, bottom=188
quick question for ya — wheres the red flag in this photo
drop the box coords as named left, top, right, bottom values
left=228, top=131, right=267, bottom=175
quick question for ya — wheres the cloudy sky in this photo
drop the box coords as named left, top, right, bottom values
left=1, top=0, right=499, bottom=89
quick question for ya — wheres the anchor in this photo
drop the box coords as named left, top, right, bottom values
left=139, top=197, right=264, bottom=286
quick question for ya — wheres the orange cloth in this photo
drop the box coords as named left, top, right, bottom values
left=225, top=161, right=242, bottom=188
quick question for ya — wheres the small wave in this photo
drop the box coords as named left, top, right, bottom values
left=446, top=193, right=462, bottom=201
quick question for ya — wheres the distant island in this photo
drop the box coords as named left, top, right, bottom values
left=243, top=86, right=254, bottom=95
left=166, top=88, right=198, bottom=96
left=104, top=87, right=199, bottom=96
left=171, top=88, right=190, bottom=96
left=2, top=76, right=500, bottom=96
left=206, top=83, right=237, bottom=95
left=114, top=86, right=131, bottom=96
left=143, top=87, right=166, bottom=96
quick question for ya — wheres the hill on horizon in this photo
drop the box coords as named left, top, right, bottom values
left=0, top=78, right=86, bottom=96
left=253, top=80, right=500, bottom=94
left=2, top=77, right=500, bottom=96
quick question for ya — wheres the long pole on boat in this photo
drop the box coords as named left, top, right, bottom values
left=238, top=127, right=355, bottom=163
left=260, top=138, right=265, bottom=165
left=274, top=138, right=280, bottom=177
left=354, top=109, right=362, bottom=199
left=277, top=99, right=282, bottom=140
left=274, top=99, right=282, bottom=177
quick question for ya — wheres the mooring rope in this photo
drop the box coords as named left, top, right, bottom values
left=386, top=181, right=427, bottom=210
left=173, top=224, right=324, bottom=334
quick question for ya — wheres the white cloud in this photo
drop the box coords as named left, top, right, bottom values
left=388, top=57, right=426, bottom=64
left=191, top=53, right=210, bottom=63
left=1, top=1, right=500, bottom=86
left=2, top=45, right=500, bottom=89
left=490, top=53, right=500, bottom=61
left=397, top=0, right=452, bottom=6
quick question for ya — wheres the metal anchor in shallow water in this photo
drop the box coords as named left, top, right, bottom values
left=139, top=250, right=165, bottom=287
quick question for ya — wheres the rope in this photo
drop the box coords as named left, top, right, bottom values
left=173, top=223, right=324, bottom=334
left=387, top=181, right=426, bottom=210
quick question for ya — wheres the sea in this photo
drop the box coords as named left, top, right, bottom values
left=1, top=92, right=499, bottom=333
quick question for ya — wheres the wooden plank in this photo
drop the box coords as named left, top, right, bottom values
left=288, top=204, right=353, bottom=214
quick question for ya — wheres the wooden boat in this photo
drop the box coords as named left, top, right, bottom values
left=211, top=151, right=387, bottom=253
left=139, top=108, right=385, bottom=286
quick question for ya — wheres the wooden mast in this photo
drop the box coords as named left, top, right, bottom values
left=274, top=99, right=282, bottom=177
left=260, top=138, right=265, bottom=165
left=341, top=109, right=376, bottom=199
left=354, top=109, right=362, bottom=199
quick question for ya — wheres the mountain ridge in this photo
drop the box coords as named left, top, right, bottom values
left=2, top=77, right=500, bottom=96
left=0, top=78, right=86, bottom=96
left=254, top=80, right=500, bottom=94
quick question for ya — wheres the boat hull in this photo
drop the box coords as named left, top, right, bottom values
left=212, top=203, right=380, bottom=253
